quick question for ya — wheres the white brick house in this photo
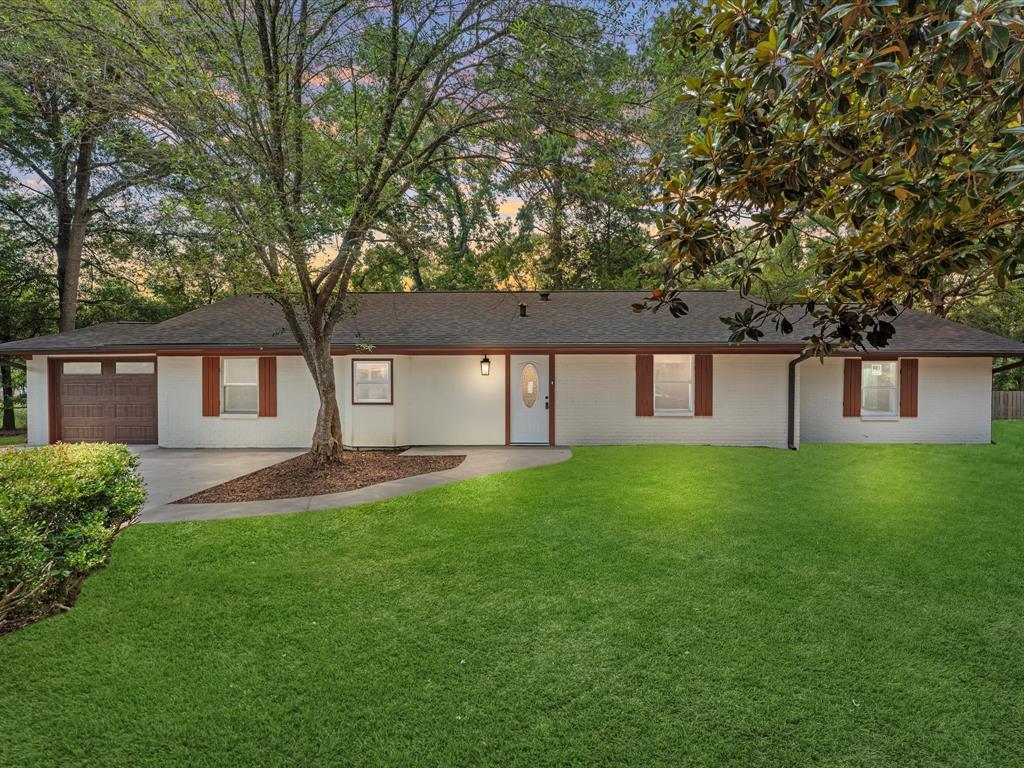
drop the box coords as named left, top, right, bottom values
left=3, top=291, right=1022, bottom=450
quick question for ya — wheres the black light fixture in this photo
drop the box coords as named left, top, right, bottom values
left=480, top=354, right=491, bottom=376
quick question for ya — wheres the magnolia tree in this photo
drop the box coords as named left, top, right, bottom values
left=641, top=0, right=1024, bottom=355
left=103, top=0, right=596, bottom=462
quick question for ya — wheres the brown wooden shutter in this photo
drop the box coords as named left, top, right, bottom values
left=258, top=357, right=277, bottom=417
left=201, top=356, right=220, bottom=416
left=694, top=354, right=713, bottom=416
left=900, top=358, right=918, bottom=417
left=842, top=359, right=862, bottom=417
left=635, top=354, right=654, bottom=416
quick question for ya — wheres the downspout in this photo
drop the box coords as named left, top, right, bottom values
left=788, top=351, right=813, bottom=450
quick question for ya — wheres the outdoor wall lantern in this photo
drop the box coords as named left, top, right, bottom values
left=480, top=354, right=491, bottom=376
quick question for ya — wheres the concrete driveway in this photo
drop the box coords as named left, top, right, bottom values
left=134, top=446, right=304, bottom=515
left=136, top=445, right=571, bottom=523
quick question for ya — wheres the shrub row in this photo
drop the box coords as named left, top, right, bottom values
left=0, top=443, right=146, bottom=634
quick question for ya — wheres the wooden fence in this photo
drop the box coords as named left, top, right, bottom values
left=992, top=391, right=1024, bottom=420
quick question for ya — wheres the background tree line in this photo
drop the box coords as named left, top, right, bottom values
left=0, top=0, right=696, bottom=455
left=1, top=0, right=1023, bottom=451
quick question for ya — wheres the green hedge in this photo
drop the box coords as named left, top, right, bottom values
left=0, top=443, right=146, bottom=633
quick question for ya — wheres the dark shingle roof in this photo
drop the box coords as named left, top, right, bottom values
left=0, top=321, right=156, bottom=354
left=2, top=291, right=1023, bottom=356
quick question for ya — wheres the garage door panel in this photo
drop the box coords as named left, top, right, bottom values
left=114, top=381, right=154, bottom=397
left=114, top=402, right=155, bottom=418
left=55, top=359, right=157, bottom=444
left=62, top=381, right=109, bottom=399
left=62, top=425, right=110, bottom=442
left=114, top=424, right=157, bottom=443
left=63, top=404, right=107, bottom=419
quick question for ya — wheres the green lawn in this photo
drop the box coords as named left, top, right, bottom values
left=3, top=426, right=1024, bottom=767
left=0, top=405, right=27, bottom=445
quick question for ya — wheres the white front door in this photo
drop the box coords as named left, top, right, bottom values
left=510, top=356, right=549, bottom=444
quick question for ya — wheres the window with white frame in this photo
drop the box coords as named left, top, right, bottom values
left=861, top=360, right=898, bottom=417
left=222, top=358, right=259, bottom=414
left=654, top=354, right=693, bottom=414
left=353, top=360, right=392, bottom=404
left=63, top=361, right=102, bottom=375
left=115, top=361, right=155, bottom=374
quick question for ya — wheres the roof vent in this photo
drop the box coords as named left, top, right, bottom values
left=519, top=302, right=527, bottom=318
left=539, top=291, right=550, bottom=301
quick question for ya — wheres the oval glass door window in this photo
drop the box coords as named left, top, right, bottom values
left=521, top=363, right=539, bottom=408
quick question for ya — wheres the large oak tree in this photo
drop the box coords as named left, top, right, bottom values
left=105, top=0, right=608, bottom=461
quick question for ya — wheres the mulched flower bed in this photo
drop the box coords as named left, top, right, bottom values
left=174, top=451, right=465, bottom=504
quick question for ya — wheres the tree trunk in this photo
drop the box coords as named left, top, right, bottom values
left=409, top=256, right=424, bottom=290
left=56, top=224, right=87, bottom=333
left=547, top=170, right=566, bottom=289
left=307, top=338, right=344, bottom=463
left=54, top=135, right=95, bottom=333
left=311, top=389, right=344, bottom=462
left=930, top=279, right=947, bottom=317
left=1, top=365, right=15, bottom=432
left=281, top=300, right=346, bottom=464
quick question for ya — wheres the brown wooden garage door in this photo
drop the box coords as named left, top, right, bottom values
left=51, top=358, right=157, bottom=444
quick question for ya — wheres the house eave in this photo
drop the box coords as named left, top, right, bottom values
left=6, top=343, right=1024, bottom=357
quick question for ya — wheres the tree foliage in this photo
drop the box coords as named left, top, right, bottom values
left=353, top=3, right=672, bottom=292
left=102, top=0, right=626, bottom=461
left=0, top=0, right=170, bottom=331
left=0, top=192, right=53, bottom=431
left=644, top=0, right=1024, bottom=354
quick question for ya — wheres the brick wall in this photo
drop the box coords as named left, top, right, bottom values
left=799, top=356, right=992, bottom=443
left=554, top=354, right=791, bottom=447
left=158, top=356, right=320, bottom=448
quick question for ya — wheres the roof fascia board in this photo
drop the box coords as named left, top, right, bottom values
left=6, top=345, right=1023, bottom=357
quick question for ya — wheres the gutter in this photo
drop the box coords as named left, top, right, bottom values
left=787, top=351, right=813, bottom=450
left=4, top=344, right=1024, bottom=357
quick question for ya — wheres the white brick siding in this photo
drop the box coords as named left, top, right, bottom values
left=157, top=355, right=322, bottom=448
left=159, top=353, right=506, bottom=449
left=554, top=354, right=791, bottom=447
left=24, top=350, right=994, bottom=449
left=799, top=356, right=992, bottom=443
left=25, top=355, right=48, bottom=446
left=338, top=356, right=410, bottom=448
left=404, top=355, right=505, bottom=445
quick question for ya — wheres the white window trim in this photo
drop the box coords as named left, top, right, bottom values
left=63, top=361, right=103, bottom=375
left=221, top=357, right=260, bottom=415
left=115, top=361, right=156, bottom=375
left=861, top=360, right=900, bottom=421
left=653, top=354, right=695, bottom=416
left=352, top=359, right=393, bottom=404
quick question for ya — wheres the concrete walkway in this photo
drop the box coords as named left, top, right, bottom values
left=135, top=446, right=304, bottom=513
left=140, top=446, right=571, bottom=523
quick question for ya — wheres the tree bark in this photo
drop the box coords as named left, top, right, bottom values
left=54, top=135, right=95, bottom=333
left=408, top=254, right=424, bottom=290
left=279, top=299, right=346, bottom=464
left=1, top=365, right=15, bottom=432
left=931, top=279, right=947, bottom=317
left=307, top=340, right=344, bottom=463
left=547, top=168, right=566, bottom=289
left=56, top=220, right=87, bottom=333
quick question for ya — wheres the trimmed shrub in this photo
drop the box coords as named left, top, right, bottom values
left=0, top=443, right=146, bottom=633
